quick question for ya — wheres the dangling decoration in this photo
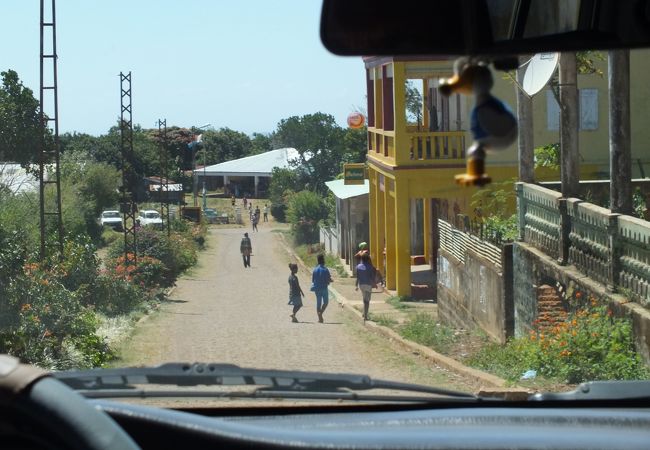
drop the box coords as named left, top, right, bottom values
left=439, top=59, right=517, bottom=186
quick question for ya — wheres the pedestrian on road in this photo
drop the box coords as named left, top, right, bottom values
left=355, top=253, right=376, bottom=321
left=263, top=204, right=269, bottom=222
left=311, top=254, right=333, bottom=323
left=240, top=232, right=252, bottom=268
left=254, top=205, right=260, bottom=220
left=288, top=263, right=304, bottom=322
left=252, top=214, right=259, bottom=232
left=243, top=196, right=248, bottom=209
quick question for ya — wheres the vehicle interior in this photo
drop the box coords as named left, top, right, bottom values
left=2, top=1, right=650, bottom=449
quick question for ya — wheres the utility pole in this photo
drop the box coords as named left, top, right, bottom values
left=38, top=0, right=64, bottom=260
left=559, top=52, right=580, bottom=198
left=516, top=56, right=534, bottom=183
left=120, top=72, right=137, bottom=267
left=157, top=119, right=171, bottom=236
left=609, top=49, right=632, bottom=215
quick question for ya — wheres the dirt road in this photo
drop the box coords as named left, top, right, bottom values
left=115, top=225, right=476, bottom=392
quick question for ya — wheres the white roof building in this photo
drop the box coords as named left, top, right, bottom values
left=0, top=163, right=39, bottom=194
left=194, top=148, right=300, bottom=197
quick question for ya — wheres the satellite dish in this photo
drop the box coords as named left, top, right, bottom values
left=522, top=53, right=559, bottom=96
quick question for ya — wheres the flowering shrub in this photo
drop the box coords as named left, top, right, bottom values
left=469, top=294, right=649, bottom=383
left=109, top=227, right=197, bottom=285
left=106, top=254, right=169, bottom=289
left=0, top=266, right=111, bottom=369
left=93, top=268, right=153, bottom=316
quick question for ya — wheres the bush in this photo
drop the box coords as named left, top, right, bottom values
left=93, top=269, right=153, bottom=316
left=468, top=300, right=650, bottom=383
left=0, top=266, right=111, bottom=369
left=271, top=203, right=287, bottom=222
left=108, top=227, right=198, bottom=285
left=287, top=190, right=328, bottom=244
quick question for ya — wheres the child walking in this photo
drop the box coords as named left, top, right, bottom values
left=288, top=263, right=304, bottom=322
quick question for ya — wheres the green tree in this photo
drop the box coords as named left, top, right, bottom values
left=201, top=127, right=252, bottom=165
left=405, top=80, right=423, bottom=127
left=0, top=70, right=42, bottom=167
left=250, top=132, right=274, bottom=155
left=268, top=167, right=300, bottom=222
left=286, top=190, right=329, bottom=244
left=342, top=126, right=368, bottom=164
left=273, top=112, right=345, bottom=193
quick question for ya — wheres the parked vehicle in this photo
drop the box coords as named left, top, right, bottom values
left=138, top=209, right=163, bottom=229
left=98, top=210, right=123, bottom=231
left=203, top=208, right=218, bottom=224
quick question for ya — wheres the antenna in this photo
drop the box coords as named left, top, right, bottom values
left=522, top=52, right=560, bottom=97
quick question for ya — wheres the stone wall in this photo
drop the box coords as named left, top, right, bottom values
left=513, top=241, right=650, bottom=364
left=438, top=244, right=513, bottom=344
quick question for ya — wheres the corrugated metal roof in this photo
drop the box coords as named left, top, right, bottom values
left=196, top=148, right=299, bottom=177
left=325, top=179, right=369, bottom=199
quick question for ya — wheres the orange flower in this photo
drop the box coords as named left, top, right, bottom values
left=21, top=303, right=32, bottom=312
left=575, top=291, right=582, bottom=299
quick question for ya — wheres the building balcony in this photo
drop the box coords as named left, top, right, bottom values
left=367, top=128, right=466, bottom=168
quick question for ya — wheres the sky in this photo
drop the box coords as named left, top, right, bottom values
left=0, top=0, right=367, bottom=137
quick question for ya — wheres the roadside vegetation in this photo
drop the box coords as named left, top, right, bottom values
left=468, top=293, right=650, bottom=384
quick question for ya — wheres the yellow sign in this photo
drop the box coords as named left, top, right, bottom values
left=344, top=163, right=366, bottom=185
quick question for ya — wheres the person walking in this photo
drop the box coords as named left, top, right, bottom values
left=254, top=205, right=261, bottom=222
left=243, top=196, right=248, bottom=209
left=311, top=254, right=333, bottom=323
left=263, top=204, right=269, bottom=222
left=240, top=232, right=252, bottom=268
left=287, top=263, right=304, bottom=322
left=252, top=213, right=259, bottom=232
left=355, top=253, right=377, bottom=321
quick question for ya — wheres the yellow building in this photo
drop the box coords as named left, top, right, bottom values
left=365, top=51, right=650, bottom=296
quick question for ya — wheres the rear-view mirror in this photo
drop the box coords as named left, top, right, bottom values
left=320, top=0, right=650, bottom=56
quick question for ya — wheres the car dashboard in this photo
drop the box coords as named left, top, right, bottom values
left=90, top=399, right=650, bottom=450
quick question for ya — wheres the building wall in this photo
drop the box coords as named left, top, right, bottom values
left=489, top=49, right=650, bottom=177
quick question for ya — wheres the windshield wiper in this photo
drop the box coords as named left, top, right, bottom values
left=531, top=380, right=650, bottom=401
left=53, top=362, right=478, bottom=402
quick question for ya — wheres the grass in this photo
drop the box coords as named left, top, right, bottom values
left=294, top=243, right=348, bottom=278
left=386, top=296, right=413, bottom=310
left=371, top=314, right=398, bottom=327
left=398, top=313, right=458, bottom=354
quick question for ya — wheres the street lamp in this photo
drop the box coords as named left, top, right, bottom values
left=189, top=123, right=211, bottom=208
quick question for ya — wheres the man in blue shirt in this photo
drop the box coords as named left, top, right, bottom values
left=311, top=254, right=333, bottom=323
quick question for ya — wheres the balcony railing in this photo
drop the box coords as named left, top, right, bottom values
left=368, top=129, right=466, bottom=165
left=408, top=131, right=466, bottom=162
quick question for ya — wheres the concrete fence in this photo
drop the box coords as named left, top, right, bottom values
left=319, top=226, right=339, bottom=256
left=517, top=182, right=650, bottom=306
left=437, top=218, right=513, bottom=343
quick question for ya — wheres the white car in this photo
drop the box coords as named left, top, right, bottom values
left=99, top=210, right=123, bottom=231
left=138, top=209, right=163, bottom=229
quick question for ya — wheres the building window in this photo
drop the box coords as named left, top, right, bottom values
left=546, top=88, right=599, bottom=131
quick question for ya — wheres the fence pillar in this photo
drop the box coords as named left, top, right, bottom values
left=558, top=198, right=570, bottom=265
left=502, top=243, right=514, bottom=339
left=608, top=213, right=621, bottom=290
left=516, top=183, right=526, bottom=241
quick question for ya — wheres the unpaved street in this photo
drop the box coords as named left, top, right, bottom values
left=115, top=225, right=475, bottom=392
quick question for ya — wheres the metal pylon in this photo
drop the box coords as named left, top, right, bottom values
left=38, top=0, right=64, bottom=260
left=157, top=119, right=171, bottom=236
left=120, top=72, right=137, bottom=267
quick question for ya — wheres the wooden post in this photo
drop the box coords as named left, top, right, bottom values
left=609, top=49, right=632, bottom=215
left=559, top=52, right=580, bottom=198
left=517, top=58, right=534, bottom=183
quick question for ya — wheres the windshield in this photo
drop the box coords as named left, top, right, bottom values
left=0, top=0, right=648, bottom=409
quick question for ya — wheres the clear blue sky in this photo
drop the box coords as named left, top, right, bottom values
left=0, top=0, right=366, bottom=136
